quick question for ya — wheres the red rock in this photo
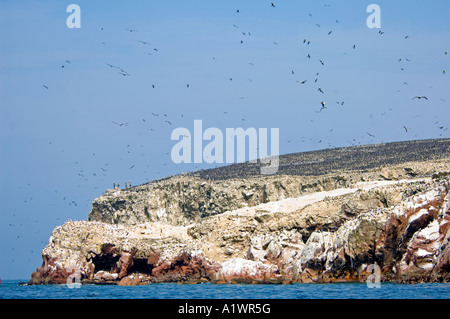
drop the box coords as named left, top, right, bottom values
left=117, top=251, right=135, bottom=278
left=118, top=274, right=149, bottom=286
left=151, top=252, right=219, bottom=283
left=147, top=249, right=160, bottom=266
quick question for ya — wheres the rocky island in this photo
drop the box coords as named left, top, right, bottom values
left=29, top=139, right=450, bottom=285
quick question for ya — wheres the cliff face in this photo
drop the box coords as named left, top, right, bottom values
left=87, top=159, right=449, bottom=226
left=29, top=160, right=450, bottom=285
left=29, top=140, right=450, bottom=285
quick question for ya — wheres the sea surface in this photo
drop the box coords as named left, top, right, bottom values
left=0, top=280, right=449, bottom=299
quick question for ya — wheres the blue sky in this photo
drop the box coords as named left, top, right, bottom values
left=0, top=0, right=449, bottom=279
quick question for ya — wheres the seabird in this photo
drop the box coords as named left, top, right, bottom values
left=412, top=96, right=428, bottom=100
left=112, top=121, right=128, bottom=126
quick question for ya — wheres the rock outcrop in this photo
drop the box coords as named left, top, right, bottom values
left=29, top=140, right=450, bottom=285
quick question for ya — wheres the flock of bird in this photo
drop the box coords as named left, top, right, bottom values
left=6, top=2, right=449, bottom=270
left=41, top=3, right=448, bottom=139
left=37, top=1, right=448, bottom=182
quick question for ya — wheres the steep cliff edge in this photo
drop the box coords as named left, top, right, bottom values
left=29, top=139, right=450, bottom=285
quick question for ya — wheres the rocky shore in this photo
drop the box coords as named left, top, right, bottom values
left=29, top=140, right=450, bottom=285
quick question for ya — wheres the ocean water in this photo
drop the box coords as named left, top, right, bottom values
left=0, top=280, right=449, bottom=299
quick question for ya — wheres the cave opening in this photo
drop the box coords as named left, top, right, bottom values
left=129, top=258, right=153, bottom=274
left=91, top=253, right=120, bottom=273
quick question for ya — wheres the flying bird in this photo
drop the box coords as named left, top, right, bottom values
left=319, top=60, right=324, bottom=65
left=42, top=85, right=48, bottom=89
left=403, top=126, right=408, bottom=133
left=367, top=132, right=375, bottom=138
left=106, top=63, right=120, bottom=69
left=125, top=28, right=137, bottom=32
left=318, top=88, right=324, bottom=94
left=271, top=2, right=276, bottom=7
left=412, top=96, right=428, bottom=100
left=112, top=121, right=128, bottom=126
